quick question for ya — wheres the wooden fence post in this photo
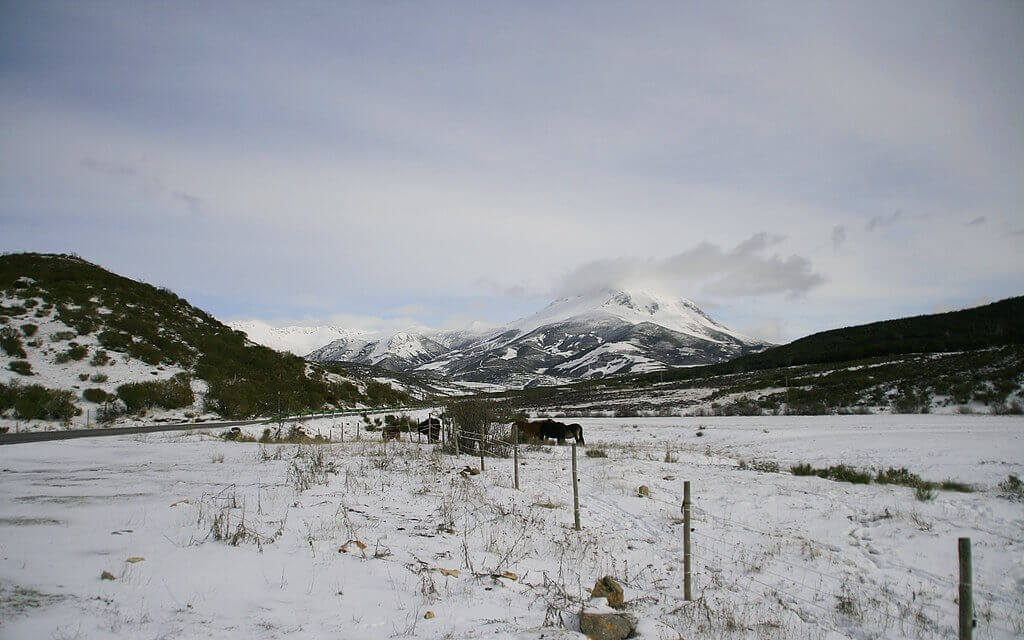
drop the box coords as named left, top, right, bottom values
left=479, top=422, right=486, bottom=471
left=572, top=443, right=580, bottom=531
left=959, top=537, right=973, bottom=640
left=513, top=424, right=520, bottom=490
left=683, top=480, right=692, bottom=601
left=453, top=419, right=460, bottom=455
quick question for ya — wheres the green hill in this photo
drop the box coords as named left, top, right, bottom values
left=624, top=296, right=1024, bottom=387
left=0, top=252, right=410, bottom=422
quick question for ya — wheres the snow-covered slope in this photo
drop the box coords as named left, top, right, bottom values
left=227, top=321, right=370, bottom=357
left=308, top=289, right=770, bottom=387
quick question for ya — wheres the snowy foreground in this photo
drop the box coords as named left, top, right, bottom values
left=1, top=415, right=1022, bottom=639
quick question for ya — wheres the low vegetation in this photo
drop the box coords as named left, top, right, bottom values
left=82, top=388, right=109, bottom=403
left=116, top=374, right=195, bottom=413
left=791, top=463, right=975, bottom=494
left=1, top=327, right=27, bottom=358
left=8, top=360, right=33, bottom=376
left=998, top=474, right=1023, bottom=501
left=0, top=381, right=80, bottom=422
left=53, top=342, right=89, bottom=363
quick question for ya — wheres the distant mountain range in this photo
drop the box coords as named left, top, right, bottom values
left=225, top=321, right=371, bottom=357
left=234, top=289, right=771, bottom=388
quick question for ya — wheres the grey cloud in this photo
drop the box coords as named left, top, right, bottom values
left=557, top=233, right=826, bottom=300
left=965, top=216, right=986, bottom=226
left=865, top=210, right=929, bottom=231
left=173, top=191, right=203, bottom=214
left=81, top=157, right=137, bottom=177
left=475, top=277, right=529, bottom=298
left=832, top=225, right=847, bottom=250
left=739, top=319, right=786, bottom=344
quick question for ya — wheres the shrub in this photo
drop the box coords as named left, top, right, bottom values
left=0, top=381, right=80, bottom=421
left=384, top=413, right=416, bottom=429
left=78, top=373, right=89, bottom=381
left=914, top=485, right=936, bottom=501
left=82, top=388, right=109, bottom=403
left=715, top=398, right=762, bottom=416
left=785, top=400, right=832, bottom=415
left=365, top=381, right=407, bottom=406
left=90, top=373, right=108, bottom=383
left=939, top=479, right=974, bottom=492
left=751, top=459, right=780, bottom=473
left=875, top=467, right=924, bottom=487
left=8, top=360, right=33, bottom=376
left=54, top=343, right=88, bottom=363
left=96, top=401, right=126, bottom=423
left=824, top=465, right=872, bottom=484
left=20, top=323, right=38, bottom=337
left=50, top=331, right=76, bottom=342
left=0, top=327, right=27, bottom=358
left=991, top=400, right=1024, bottom=415
left=585, top=448, right=608, bottom=458
left=790, top=462, right=871, bottom=484
left=998, top=474, right=1023, bottom=501
left=116, top=375, right=194, bottom=413
left=89, top=350, right=111, bottom=367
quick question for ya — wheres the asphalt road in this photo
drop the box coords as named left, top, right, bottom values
left=0, top=418, right=268, bottom=445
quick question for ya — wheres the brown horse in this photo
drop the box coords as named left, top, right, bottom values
left=515, top=418, right=584, bottom=445
left=417, top=417, right=441, bottom=442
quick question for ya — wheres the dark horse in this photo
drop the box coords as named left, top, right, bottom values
left=417, top=416, right=441, bottom=442
left=516, top=418, right=584, bottom=445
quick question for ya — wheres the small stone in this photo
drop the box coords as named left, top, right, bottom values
left=100, top=571, right=116, bottom=581
left=591, top=576, right=625, bottom=609
left=579, top=609, right=637, bottom=640
left=637, top=485, right=650, bottom=498
left=125, top=557, right=145, bottom=563
left=423, top=611, right=435, bottom=619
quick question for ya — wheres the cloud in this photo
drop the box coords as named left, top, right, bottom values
left=831, top=225, right=847, bottom=250
left=474, top=277, right=530, bottom=298
left=965, top=216, right=986, bottom=226
left=173, top=191, right=203, bottom=214
left=80, top=157, right=137, bottom=177
left=865, top=210, right=929, bottom=232
left=739, top=319, right=786, bottom=344
left=390, top=303, right=430, bottom=316
left=556, top=233, right=826, bottom=299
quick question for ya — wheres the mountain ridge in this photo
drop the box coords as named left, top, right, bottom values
left=300, top=288, right=769, bottom=387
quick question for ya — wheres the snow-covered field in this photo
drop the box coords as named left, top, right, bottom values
left=1, top=416, right=1021, bottom=639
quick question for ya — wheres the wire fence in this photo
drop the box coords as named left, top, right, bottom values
left=337, top=420, right=1022, bottom=639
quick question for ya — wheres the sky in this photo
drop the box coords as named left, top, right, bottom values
left=2, top=1, right=1022, bottom=343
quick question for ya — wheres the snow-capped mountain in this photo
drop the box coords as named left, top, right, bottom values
left=227, top=320, right=370, bottom=356
left=306, top=289, right=771, bottom=387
